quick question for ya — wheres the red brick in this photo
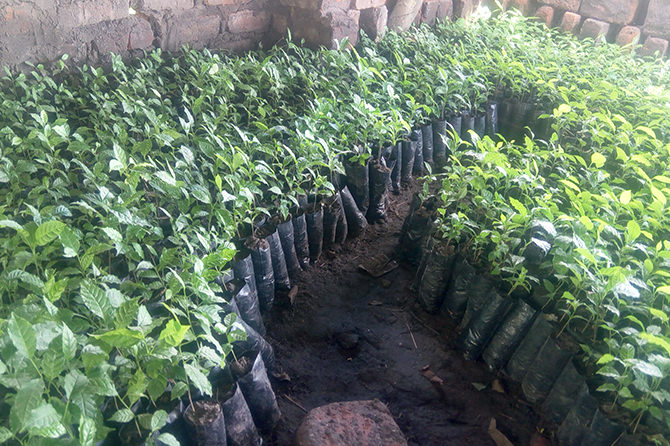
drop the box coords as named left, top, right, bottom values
left=351, top=0, right=386, bottom=9
left=537, top=0, right=579, bottom=13
left=644, top=0, right=670, bottom=40
left=506, top=0, right=534, bottom=15
left=579, top=17, right=609, bottom=40
left=437, top=0, right=453, bottom=21
left=615, top=26, right=641, bottom=47
left=360, top=5, right=388, bottom=40
left=560, top=11, right=581, bottom=34
left=579, top=0, right=640, bottom=25
left=640, top=36, right=669, bottom=58
left=228, top=10, right=270, bottom=33
left=535, top=5, right=554, bottom=27
left=422, top=1, right=439, bottom=25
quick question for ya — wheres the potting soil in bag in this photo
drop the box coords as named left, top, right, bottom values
left=236, top=353, right=281, bottom=433
left=390, top=142, right=402, bottom=193
left=459, top=289, right=513, bottom=360
left=341, top=185, right=368, bottom=237
left=556, top=387, right=598, bottom=446
left=232, top=254, right=257, bottom=298
left=222, top=385, right=262, bottom=446
left=344, top=159, right=370, bottom=215
left=368, top=158, right=392, bottom=222
left=486, top=102, right=498, bottom=137
left=277, top=220, right=301, bottom=278
left=265, top=231, right=290, bottom=292
left=184, top=400, right=227, bottom=446
left=541, top=360, right=587, bottom=424
left=521, top=337, right=572, bottom=403
left=458, top=274, right=495, bottom=330
left=292, top=213, right=310, bottom=270
left=440, top=255, right=476, bottom=320
left=334, top=192, right=348, bottom=244
left=417, top=242, right=456, bottom=313
left=411, top=129, right=424, bottom=175
left=447, top=115, right=462, bottom=139
left=322, top=194, right=340, bottom=248
left=482, top=300, right=537, bottom=371
left=249, top=239, right=274, bottom=313
left=230, top=279, right=265, bottom=336
left=305, top=206, right=324, bottom=262
left=433, top=120, right=448, bottom=166
left=474, top=113, right=486, bottom=138
left=505, top=315, right=554, bottom=382
left=401, top=138, right=416, bottom=186
left=421, top=123, right=434, bottom=165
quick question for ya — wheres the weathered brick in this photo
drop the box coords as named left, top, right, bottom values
left=360, top=5, right=388, bottom=39
left=164, top=8, right=220, bottom=50
left=321, top=0, right=351, bottom=15
left=331, top=9, right=360, bottom=46
left=436, top=0, right=453, bottom=21
left=453, top=0, right=475, bottom=17
left=644, top=0, right=670, bottom=40
left=560, top=11, right=581, bottom=34
left=615, top=26, right=641, bottom=47
left=535, top=5, right=554, bottom=27
left=579, top=17, right=609, bottom=40
left=506, top=0, right=534, bottom=15
left=579, top=0, right=640, bottom=25
left=58, top=0, right=129, bottom=29
left=537, top=0, right=579, bottom=13
left=135, top=0, right=194, bottom=10
left=70, top=16, right=154, bottom=60
left=351, top=0, right=386, bottom=9
left=228, top=10, right=270, bottom=33
left=422, top=1, right=439, bottom=25
left=640, top=36, right=669, bottom=58
left=1, top=3, right=34, bottom=34
left=204, top=0, right=246, bottom=5
left=388, top=0, right=423, bottom=31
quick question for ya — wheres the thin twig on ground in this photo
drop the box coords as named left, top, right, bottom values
left=283, top=394, right=308, bottom=413
left=406, top=321, right=418, bottom=349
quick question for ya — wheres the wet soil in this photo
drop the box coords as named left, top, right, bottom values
left=265, top=188, right=551, bottom=446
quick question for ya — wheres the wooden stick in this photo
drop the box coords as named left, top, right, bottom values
left=283, top=394, right=308, bottom=413
left=406, top=321, right=418, bottom=349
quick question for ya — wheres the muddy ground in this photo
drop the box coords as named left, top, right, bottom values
left=264, top=189, right=552, bottom=446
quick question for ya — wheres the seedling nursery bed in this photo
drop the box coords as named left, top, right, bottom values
left=0, top=8, right=668, bottom=446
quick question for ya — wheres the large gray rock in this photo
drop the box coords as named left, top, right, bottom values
left=296, top=400, right=407, bottom=446
left=645, top=0, right=670, bottom=40
left=579, top=0, right=640, bottom=25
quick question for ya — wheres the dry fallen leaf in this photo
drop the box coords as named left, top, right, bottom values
left=488, top=418, right=514, bottom=446
left=491, top=379, right=505, bottom=394
left=288, top=285, right=299, bottom=304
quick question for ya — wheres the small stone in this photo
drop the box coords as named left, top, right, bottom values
left=615, top=26, right=641, bottom=47
left=560, top=11, right=582, bottom=34
left=296, top=400, right=408, bottom=446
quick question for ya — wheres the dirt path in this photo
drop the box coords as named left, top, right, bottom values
left=264, top=190, right=549, bottom=446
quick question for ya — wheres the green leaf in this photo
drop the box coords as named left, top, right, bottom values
left=191, top=185, right=211, bottom=204
left=157, top=433, right=181, bottom=446
left=27, top=404, right=66, bottom=438
left=79, top=416, right=96, bottom=446
left=159, top=319, right=190, bottom=347
left=110, top=409, right=135, bottom=423
left=0, top=427, right=12, bottom=442
left=80, top=279, right=112, bottom=321
left=151, top=410, right=169, bottom=432
left=0, top=219, right=23, bottom=231
left=7, top=314, right=36, bottom=358
left=93, top=328, right=144, bottom=348
left=634, top=361, right=663, bottom=378
left=184, top=363, right=212, bottom=397
left=597, top=353, right=615, bottom=365
left=508, top=197, right=527, bottom=216
left=9, top=379, right=43, bottom=432
left=657, top=285, right=670, bottom=296
left=59, top=227, right=80, bottom=257
left=590, top=152, right=606, bottom=168
left=639, top=332, right=670, bottom=355
left=62, top=322, right=78, bottom=361
left=626, top=220, right=641, bottom=242
left=35, top=220, right=66, bottom=246
left=619, top=190, right=631, bottom=205
left=114, top=299, right=139, bottom=329
left=126, top=369, right=147, bottom=405
left=101, top=227, right=122, bottom=243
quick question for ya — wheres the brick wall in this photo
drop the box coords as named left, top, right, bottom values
left=0, top=0, right=271, bottom=71
left=506, top=0, right=670, bottom=58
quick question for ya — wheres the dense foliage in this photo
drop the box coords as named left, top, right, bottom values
left=0, top=8, right=667, bottom=445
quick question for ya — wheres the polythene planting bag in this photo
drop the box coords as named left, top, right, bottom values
left=521, top=337, right=573, bottom=404
left=249, top=239, right=274, bottom=313
left=334, top=192, right=348, bottom=244
left=505, top=314, right=554, bottom=382
left=461, top=113, right=475, bottom=145
left=322, top=193, right=340, bottom=248
left=400, top=138, right=416, bottom=186
left=231, top=254, right=257, bottom=299
left=305, top=206, right=324, bottom=263
left=237, top=353, right=281, bottom=433
left=184, top=400, right=228, bottom=446
left=482, top=300, right=537, bottom=371
left=440, top=255, right=476, bottom=320
left=433, top=120, right=448, bottom=166
left=459, top=289, right=513, bottom=360
left=367, top=158, right=392, bottom=223
left=447, top=115, right=462, bottom=139
left=474, top=113, right=486, bottom=138
left=230, top=279, right=265, bottom=336
left=417, top=242, right=456, bottom=313
left=340, top=185, right=368, bottom=237
left=152, top=402, right=188, bottom=446
left=541, top=360, right=587, bottom=425
left=265, top=230, right=291, bottom=292
left=344, top=158, right=370, bottom=215
left=411, top=129, right=424, bottom=175
left=556, top=387, right=599, bottom=446
left=486, top=102, right=498, bottom=137
left=292, top=213, right=310, bottom=270
left=421, top=123, right=434, bottom=165
left=458, top=273, right=496, bottom=330
left=390, top=141, right=402, bottom=193
left=229, top=305, right=276, bottom=371
left=509, top=101, right=535, bottom=141
left=580, top=411, right=626, bottom=446
left=398, top=194, right=435, bottom=266
left=277, top=220, right=301, bottom=278
left=222, top=385, right=262, bottom=446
